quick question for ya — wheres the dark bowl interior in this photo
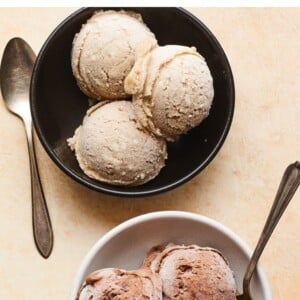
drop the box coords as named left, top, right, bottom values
left=30, top=7, right=234, bottom=197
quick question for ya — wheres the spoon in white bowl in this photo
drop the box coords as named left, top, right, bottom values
left=237, top=161, right=300, bottom=300
left=0, top=37, right=53, bottom=258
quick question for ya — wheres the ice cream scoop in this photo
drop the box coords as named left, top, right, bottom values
left=144, top=244, right=237, bottom=300
left=125, top=43, right=214, bottom=141
left=71, top=10, right=156, bottom=100
left=77, top=268, right=162, bottom=300
left=68, top=101, right=167, bottom=186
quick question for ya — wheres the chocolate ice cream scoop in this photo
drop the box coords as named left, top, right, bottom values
left=71, top=10, right=156, bottom=100
left=125, top=43, right=214, bottom=141
left=77, top=268, right=162, bottom=300
left=144, top=244, right=237, bottom=300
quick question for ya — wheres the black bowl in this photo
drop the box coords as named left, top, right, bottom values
left=30, top=7, right=234, bottom=197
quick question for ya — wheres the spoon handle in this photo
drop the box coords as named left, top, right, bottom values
left=243, top=161, right=300, bottom=295
left=24, top=119, right=53, bottom=258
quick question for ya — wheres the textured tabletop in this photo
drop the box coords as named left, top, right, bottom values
left=0, top=7, right=299, bottom=300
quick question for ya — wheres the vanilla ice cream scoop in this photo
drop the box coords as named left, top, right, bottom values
left=71, top=10, right=156, bottom=100
left=68, top=101, right=167, bottom=186
left=144, top=244, right=237, bottom=300
left=77, top=268, right=162, bottom=300
left=125, top=44, right=214, bottom=141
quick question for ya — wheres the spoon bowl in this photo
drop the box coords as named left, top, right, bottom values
left=0, top=38, right=34, bottom=118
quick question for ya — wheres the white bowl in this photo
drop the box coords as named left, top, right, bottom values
left=70, top=211, right=272, bottom=299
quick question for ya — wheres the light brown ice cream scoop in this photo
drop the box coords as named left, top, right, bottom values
left=77, top=268, right=163, bottom=300
left=143, top=244, right=237, bottom=300
left=71, top=10, right=157, bottom=100
left=68, top=101, right=167, bottom=186
left=125, top=44, right=214, bottom=141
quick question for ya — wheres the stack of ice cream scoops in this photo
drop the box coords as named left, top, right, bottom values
left=76, top=243, right=237, bottom=299
left=68, top=10, right=214, bottom=186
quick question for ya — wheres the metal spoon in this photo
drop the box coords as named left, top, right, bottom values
left=0, top=37, right=53, bottom=258
left=237, top=161, right=300, bottom=300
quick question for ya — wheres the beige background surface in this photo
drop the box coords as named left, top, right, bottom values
left=0, top=7, right=299, bottom=300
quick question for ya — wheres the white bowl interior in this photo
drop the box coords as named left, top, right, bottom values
left=70, top=211, right=271, bottom=299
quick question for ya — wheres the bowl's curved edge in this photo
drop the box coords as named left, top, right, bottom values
left=30, top=7, right=235, bottom=197
left=69, top=211, right=272, bottom=300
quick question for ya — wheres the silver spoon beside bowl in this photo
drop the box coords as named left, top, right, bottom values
left=0, top=37, right=53, bottom=258
left=237, top=161, right=300, bottom=299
